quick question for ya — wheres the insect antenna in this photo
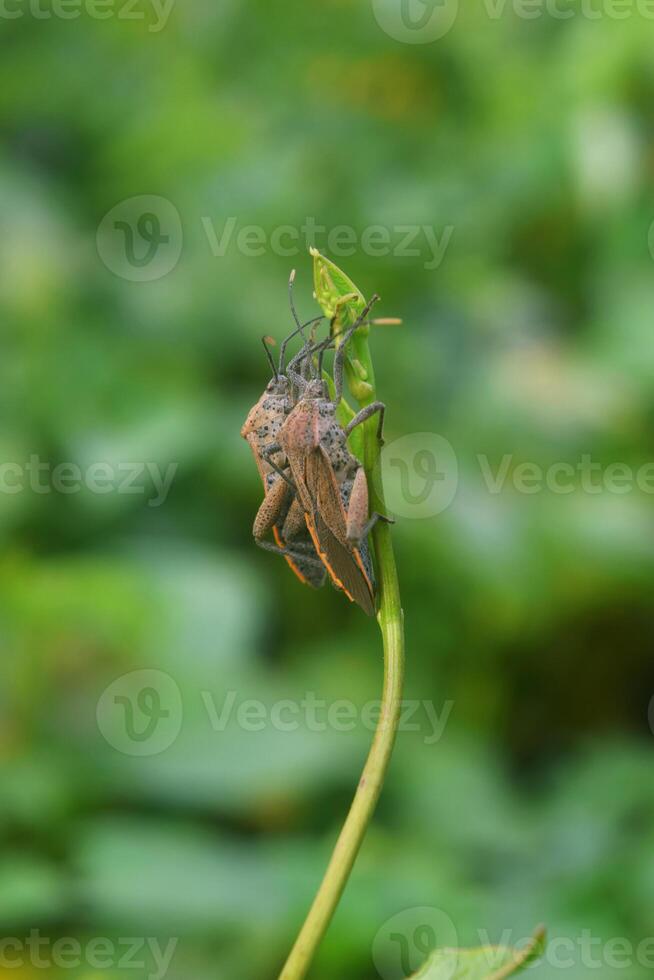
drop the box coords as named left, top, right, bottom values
left=288, top=268, right=302, bottom=330
left=261, top=336, right=278, bottom=380
left=316, top=339, right=332, bottom=378
left=285, top=316, right=327, bottom=375
left=342, top=294, right=381, bottom=347
left=276, top=314, right=327, bottom=381
left=279, top=270, right=309, bottom=373
left=302, top=319, right=327, bottom=379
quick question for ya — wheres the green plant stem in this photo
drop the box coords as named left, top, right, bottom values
left=278, top=296, right=405, bottom=980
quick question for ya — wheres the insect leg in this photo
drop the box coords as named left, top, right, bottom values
left=255, top=538, right=325, bottom=569
left=358, top=511, right=395, bottom=542
left=253, top=476, right=290, bottom=540
left=282, top=496, right=307, bottom=542
left=287, top=369, right=308, bottom=394
left=344, top=467, right=369, bottom=544
left=345, top=400, right=386, bottom=443
left=345, top=467, right=394, bottom=544
left=261, top=444, right=296, bottom=491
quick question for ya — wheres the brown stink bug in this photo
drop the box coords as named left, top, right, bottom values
left=241, top=277, right=327, bottom=588
left=258, top=295, right=392, bottom=615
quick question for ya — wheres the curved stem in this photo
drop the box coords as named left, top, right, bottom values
left=278, top=258, right=405, bottom=980
left=279, top=533, right=404, bottom=980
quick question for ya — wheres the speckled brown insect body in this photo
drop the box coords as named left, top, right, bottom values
left=258, top=296, right=390, bottom=615
left=241, top=330, right=327, bottom=590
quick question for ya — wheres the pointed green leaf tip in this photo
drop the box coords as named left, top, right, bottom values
left=310, top=248, right=374, bottom=403
left=311, top=246, right=366, bottom=328
left=409, top=927, right=546, bottom=980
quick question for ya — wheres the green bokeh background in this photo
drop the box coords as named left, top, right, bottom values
left=2, top=4, right=654, bottom=979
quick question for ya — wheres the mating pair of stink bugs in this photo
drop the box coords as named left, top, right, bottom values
left=241, top=273, right=391, bottom=615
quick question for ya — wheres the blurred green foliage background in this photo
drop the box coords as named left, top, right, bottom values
left=2, top=3, right=654, bottom=979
